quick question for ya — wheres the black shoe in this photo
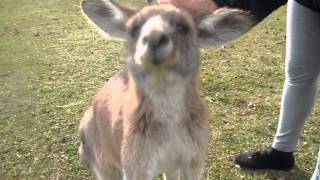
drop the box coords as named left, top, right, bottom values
left=235, top=148, right=294, bottom=171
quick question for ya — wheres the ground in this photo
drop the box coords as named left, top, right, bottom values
left=0, top=0, right=319, bottom=179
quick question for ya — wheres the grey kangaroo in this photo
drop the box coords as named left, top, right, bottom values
left=78, top=0, right=255, bottom=179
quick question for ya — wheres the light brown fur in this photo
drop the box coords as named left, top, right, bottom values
left=79, top=1, right=255, bottom=179
left=79, top=69, right=209, bottom=179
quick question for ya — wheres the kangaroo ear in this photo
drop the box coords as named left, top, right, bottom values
left=81, top=0, right=137, bottom=39
left=195, top=9, right=256, bottom=47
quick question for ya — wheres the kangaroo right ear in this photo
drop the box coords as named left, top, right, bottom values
left=195, top=9, right=256, bottom=47
left=81, top=0, right=137, bottom=39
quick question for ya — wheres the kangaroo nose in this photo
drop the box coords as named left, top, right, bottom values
left=143, top=32, right=170, bottom=51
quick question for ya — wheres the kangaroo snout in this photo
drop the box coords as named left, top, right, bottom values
left=143, top=32, right=170, bottom=52
left=134, top=15, right=175, bottom=66
left=135, top=31, right=174, bottom=66
left=144, top=31, right=172, bottom=64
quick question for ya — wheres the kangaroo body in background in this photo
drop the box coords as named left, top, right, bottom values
left=78, top=0, right=255, bottom=179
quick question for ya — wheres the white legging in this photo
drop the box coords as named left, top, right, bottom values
left=270, top=0, right=320, bottom=178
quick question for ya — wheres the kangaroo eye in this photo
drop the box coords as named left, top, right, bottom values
left=176, top=23, right=189, bottom=34
left=129, top=24, right=141, bottom=38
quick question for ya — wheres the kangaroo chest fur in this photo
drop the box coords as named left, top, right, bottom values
left=122, top=75, right=204, bottom=176
left=147, top=87, right=187, bottom=174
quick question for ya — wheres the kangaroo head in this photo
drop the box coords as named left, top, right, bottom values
left=81, top=0, right=255, bottom=77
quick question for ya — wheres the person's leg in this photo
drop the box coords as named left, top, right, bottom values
left=311, top=149, right=320, bottom=180
left=235, top=0, right=320, bottom=170
left=272, top=0, right=320, bottom=153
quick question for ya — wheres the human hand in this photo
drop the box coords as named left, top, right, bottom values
left=157, top=0, right=222, bottom=14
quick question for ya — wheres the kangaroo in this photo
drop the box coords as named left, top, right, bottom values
left=78, top=0, right=255, bottom=179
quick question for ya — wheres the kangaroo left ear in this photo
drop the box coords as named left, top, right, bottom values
left=81, top=0, right=138, bottom=40
left=195, top=9, right=256, bottom=47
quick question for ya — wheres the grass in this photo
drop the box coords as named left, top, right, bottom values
left=0, top=0, right=319, bottom=179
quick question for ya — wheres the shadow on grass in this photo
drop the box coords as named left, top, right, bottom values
left=240, top=166, right=310, bottom=180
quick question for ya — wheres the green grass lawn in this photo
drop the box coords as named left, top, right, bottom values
left=0, top=0, right=319, bottom=179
